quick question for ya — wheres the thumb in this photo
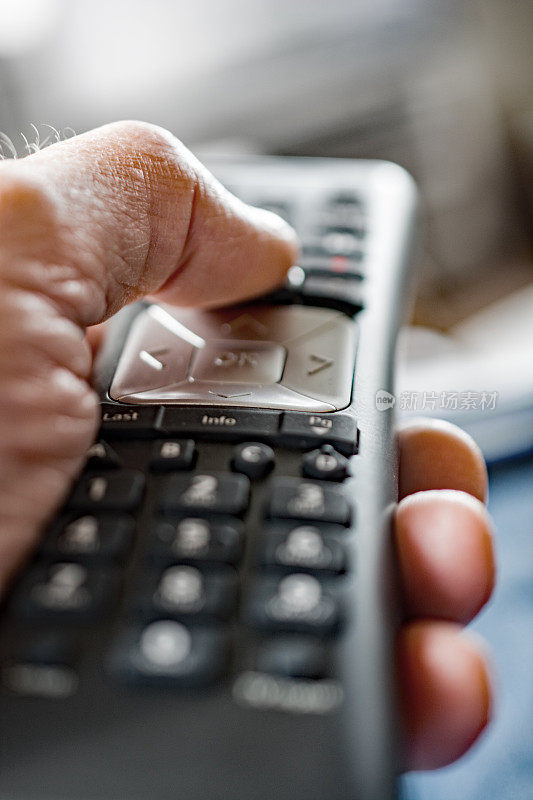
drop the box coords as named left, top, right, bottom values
left=1, top=120, right=298, bottom=323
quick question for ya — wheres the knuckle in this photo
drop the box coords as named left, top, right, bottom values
left=103, top=119, right=191, bottom=178
left=105, top=119, right=175, bottom=146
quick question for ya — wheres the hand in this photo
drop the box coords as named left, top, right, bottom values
left=0, top=122, right=494, bottom=772
left=396, top=418, right=494, bottom=769
left=0, top=121, right=298, bottom=577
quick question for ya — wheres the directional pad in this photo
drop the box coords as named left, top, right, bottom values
left=109, top=304, right=357, bottom=412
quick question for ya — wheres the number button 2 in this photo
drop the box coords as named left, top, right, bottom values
left=160, top=472, right=250, bottom=517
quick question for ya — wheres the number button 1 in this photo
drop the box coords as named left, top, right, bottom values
left=68, top=470, right=145, bottom=512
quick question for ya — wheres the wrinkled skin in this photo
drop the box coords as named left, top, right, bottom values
left=0, top=121, right=495, bottom=771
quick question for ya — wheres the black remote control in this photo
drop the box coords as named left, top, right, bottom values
left=0, top=156, right=417, bottom=800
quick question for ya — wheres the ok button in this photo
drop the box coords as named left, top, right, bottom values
left=190, top=340, right=286, bottom=385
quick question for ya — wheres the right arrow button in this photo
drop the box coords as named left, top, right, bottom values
left=281, top=316, right=358, bottom=411
left=306, top=354, right=334, bottom=376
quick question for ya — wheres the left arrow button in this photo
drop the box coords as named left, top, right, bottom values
left=139, top=349, right=167, bottom=371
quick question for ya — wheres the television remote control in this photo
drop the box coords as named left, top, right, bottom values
left=0, top=157, right=417, bottom=800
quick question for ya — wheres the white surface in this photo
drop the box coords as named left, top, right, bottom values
left=398, top=283, right=533, bottom=461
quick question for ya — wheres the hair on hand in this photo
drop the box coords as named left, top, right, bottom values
left=0, top=124, right=76, bottom=160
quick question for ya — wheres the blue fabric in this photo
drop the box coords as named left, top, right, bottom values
left=401, top=455, right=533, bottom=800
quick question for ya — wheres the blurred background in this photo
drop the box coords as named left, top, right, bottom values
left=1, top=0, right=533, bottom=326
left=0, top=1, right=532, bottom=798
